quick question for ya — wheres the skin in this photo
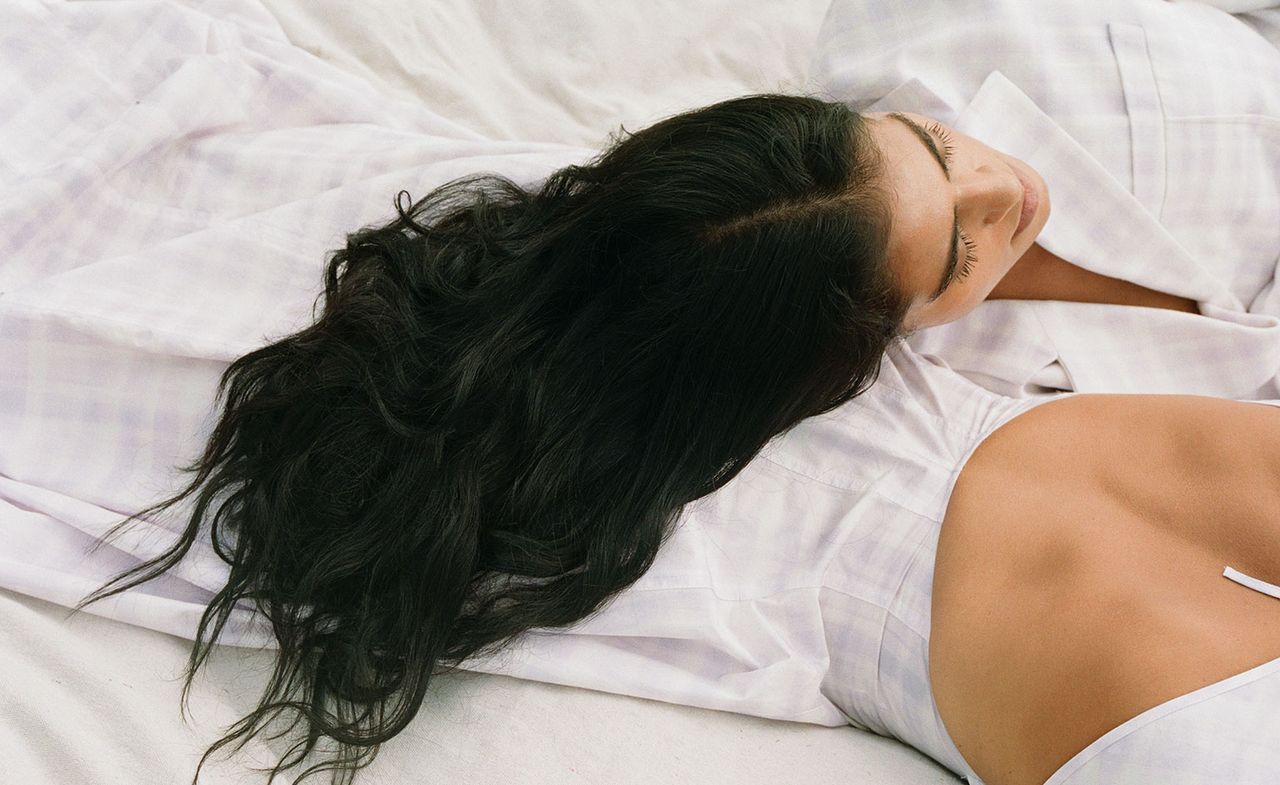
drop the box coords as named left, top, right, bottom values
left=930, top=394, right=1280, bottom=785
left=863, top=111, right=1051, bottom=330
left=863, top=111, right=1199, bottom=326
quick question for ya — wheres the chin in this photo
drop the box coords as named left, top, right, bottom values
left=1032, top=172, right=1052, bottom=227
left=1016, top=163, right=1051, bottom=241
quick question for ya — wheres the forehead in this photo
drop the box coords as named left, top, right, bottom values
left=865, top=113, right=950, bottom=302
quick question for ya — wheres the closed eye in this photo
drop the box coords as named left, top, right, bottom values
left=957, top=232, right=977, bottom=282
left=886, top=112, right=963, bottom=302
left=926, top=121, right=978, bottom=289
left=926, top=121, right=957, bottom=165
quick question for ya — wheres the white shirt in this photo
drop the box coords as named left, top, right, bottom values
left=809, top=0, right=1280, bottom=400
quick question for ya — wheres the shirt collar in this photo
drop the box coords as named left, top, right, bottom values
left=868, top=69, right=1244, bottom=311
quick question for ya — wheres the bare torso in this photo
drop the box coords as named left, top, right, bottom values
left=929, top=394, right=1280, bottom=785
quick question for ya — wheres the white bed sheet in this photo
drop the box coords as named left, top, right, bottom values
left=2, top=586, right=960, bottom=784
left=256, top=0, right=832, bottom=148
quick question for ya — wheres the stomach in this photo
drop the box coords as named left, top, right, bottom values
left=928, top=393, right=1280, bottom=785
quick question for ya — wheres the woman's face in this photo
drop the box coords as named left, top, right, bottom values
left=863, top=111, right=1051, bottom=330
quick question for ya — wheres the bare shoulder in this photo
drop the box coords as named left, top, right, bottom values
left=929, top=394, right=1280, bottom=785
left=944, top=394, right=1280, bottom=572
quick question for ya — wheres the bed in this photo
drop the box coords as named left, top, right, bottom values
left=8, top=0, right=1277, bottom=783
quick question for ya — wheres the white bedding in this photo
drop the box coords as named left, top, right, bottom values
left=12, top=1, right=1278, bottom=782
left=0, top=1, right=959, bottom=783
left=3, top=587, right=959, bottom=784
left=256, top=0, right=833, bottom=148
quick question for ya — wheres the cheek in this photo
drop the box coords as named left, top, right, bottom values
left=965, top=241, right=1017, bottom=300
left=978, top=256, right=1006, bottom=289
left=940, top=272, right=995, bottom=323
left=912, top=290, right=977, bottom=329
left=947, top=286, right=985, bottom=320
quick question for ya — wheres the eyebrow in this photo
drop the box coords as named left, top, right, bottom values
left=886, top=112, right=959, bottom=302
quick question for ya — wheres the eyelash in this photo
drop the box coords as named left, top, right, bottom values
left=926, top=121, right=977, bottom=284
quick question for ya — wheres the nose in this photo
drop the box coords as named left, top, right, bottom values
left=954, top=162, right=1023, bottom=228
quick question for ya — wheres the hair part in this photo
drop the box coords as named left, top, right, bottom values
left=70, top=93, right=907, bottom=784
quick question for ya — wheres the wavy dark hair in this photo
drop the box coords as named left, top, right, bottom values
left=70, top=93, right=907, bottom=784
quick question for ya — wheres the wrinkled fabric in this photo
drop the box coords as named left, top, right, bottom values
left=810, top=0, right=1280, bottom=400
left=0, top=0, right=600, bottom=646
left=5, top=2, right=1280, bottom=785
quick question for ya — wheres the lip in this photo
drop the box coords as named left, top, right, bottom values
left=1011, top=162, right=1039, bottom=238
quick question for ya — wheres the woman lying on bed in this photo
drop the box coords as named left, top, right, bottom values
left=73, top=93, right=1280, bottom=785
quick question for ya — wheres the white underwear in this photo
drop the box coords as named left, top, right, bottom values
left=1040, top=564, right=1280, bottom=785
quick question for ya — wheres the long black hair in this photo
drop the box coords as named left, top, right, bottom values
left=70, top=93, right=907, bottom=784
